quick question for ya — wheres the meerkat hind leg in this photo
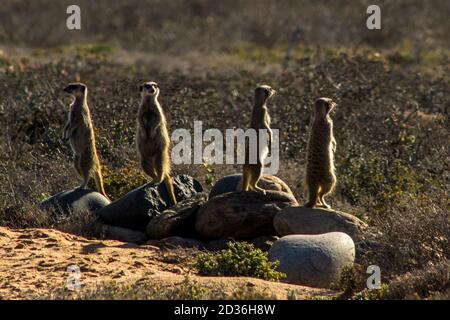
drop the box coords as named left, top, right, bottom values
left=250, top=165, right=266, bottom=195
left=305, top=185, right=320, bottom=208
left=77, top=175, right=90, bottom=190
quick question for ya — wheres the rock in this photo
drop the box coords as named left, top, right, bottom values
left=196, top=190, right=298, bottom=239
left=251, top=236, right=279, bottom=252
left=39, top=188, right=110, bottom=216
left=268, top=232, right=355, bottom=288
left=206, top=238, right=235, bottom=251
left=147, top=236, right=205, bottom=249
left=146, top=192, right=208, bottom=239
left=96, top=175, right=203, bottom=231
left=99, top=224, right=148, bottom=244
left=273, top=206, right=367, bottom=241
left=209, top=174, right=295, bottom=198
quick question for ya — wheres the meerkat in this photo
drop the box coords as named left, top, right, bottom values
left=304, top=97, right=337, bottom=209
left=136, top=81, right=177, bottom=205
left=242, top=85, right=276, bottom=195
left=62, top=83, right=109, bottom=199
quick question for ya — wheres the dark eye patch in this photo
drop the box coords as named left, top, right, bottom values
left=144, top=84, right=152, bottom=90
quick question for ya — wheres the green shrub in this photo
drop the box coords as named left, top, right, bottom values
left=338, top=152, right=422, bottom=208
left=101, top=166, right=147, bottom=200
left=196, top=242, right=285, bottom=281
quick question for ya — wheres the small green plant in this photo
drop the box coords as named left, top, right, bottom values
left=101, top=166, right=147, bottom=200
left=195, top=242, right=285, bottom=281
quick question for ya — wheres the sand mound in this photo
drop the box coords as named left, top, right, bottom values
left=0, top=227, right=335, bottom=300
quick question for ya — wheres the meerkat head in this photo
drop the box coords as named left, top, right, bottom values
left=255, top=85, right=276, bottom=105
left=139, top=81, right=160, bottom=99
left=314, top=97, right=337, bottom=117
left=63, top=82, right=87, bottom=97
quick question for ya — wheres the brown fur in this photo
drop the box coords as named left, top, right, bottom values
left=242, top=85, right=276, bottom=195
left=62, top=83, right=109, bottom=200
left=136, top=81, right=177, bottom=205
left=305, top=97, right=337, bottom=208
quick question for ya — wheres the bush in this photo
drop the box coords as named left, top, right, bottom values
left=196, top=242, right=285, bottom=281
left=356, top=260, right=450, bottom=300
left=101, top=166, right=147, bottom=200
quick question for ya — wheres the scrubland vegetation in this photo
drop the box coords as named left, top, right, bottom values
left=0, top=0, right=448, bottom=299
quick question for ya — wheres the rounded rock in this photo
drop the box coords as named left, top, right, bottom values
left=39, top=188, right=110, bottom=215
left=274, top=206, right=367, bottom=241
left=268, top=232, right=355, bottom=288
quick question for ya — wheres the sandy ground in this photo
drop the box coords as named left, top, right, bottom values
left=0, top=226, right=335, bottom=300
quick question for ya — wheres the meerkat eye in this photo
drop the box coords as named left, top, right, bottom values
left=144, top=84, right=152, bottom=90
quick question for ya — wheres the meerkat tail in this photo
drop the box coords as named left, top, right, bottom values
left=164, top=175, right=177, bottom=205
left=93, top=169, right=109, bottom=200
left=242, top=168, right=251, bottom=192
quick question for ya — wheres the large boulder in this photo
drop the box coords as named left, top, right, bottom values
left=209, top=174, right=295, bottom=198
left=274, top=206, right=367, bottom=241
left=146, top=192, right=208, bottom=239
left=195, top=189, right=298, bottom=240
left=268, top=233, right=355, bottom=288
left=39, top=188, right=110, bottom=216
left=96, top=175, right=203, bottom=231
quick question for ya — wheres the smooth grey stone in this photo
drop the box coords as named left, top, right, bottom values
left=209, top=174, right=296, bottom=199
left=196, top=190, right=298, bottom=240
left=39, top=188, right=110, bottom=215
left=268, top=232, right=355, bottom=288
left=273, top=206, right=367, bottom=241
left=96, top=175, right=203, bottom=231
left=146, top=192, right=208, bottom=239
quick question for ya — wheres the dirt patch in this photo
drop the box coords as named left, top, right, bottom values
left=0, top=226, right=335, bottom=299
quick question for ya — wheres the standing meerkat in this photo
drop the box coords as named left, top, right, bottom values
left=305, top=97, right=337, bottom=208
left=242, top=85, right=276, bottom=195
left=62, top=83, right=109, bottom=199
left=136, top=81, right=177, bottom=205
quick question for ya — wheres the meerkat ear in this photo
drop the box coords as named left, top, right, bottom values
left=139, top=85, right=143, bottom=92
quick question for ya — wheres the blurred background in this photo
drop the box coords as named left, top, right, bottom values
left=1, top=0, right=449, bottom=53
